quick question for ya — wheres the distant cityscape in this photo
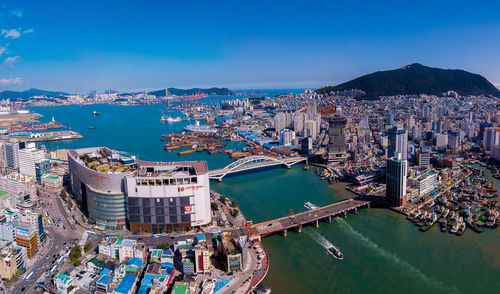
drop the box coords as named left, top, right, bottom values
left=0, top=80, right=498, bottom=294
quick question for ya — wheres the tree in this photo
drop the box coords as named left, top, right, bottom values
left=231, top=199, right=238, bottom=208
left=220, top=195, right=227, bottom=203
left=84, top=244, right=93, bottom=253
left=211, top=202, right=219, bottom=211
left=233, top=209, right=240, bottom=217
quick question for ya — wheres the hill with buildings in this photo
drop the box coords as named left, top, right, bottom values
left=316, top=63, right=500, bottom=99
left=0, top=88, right=69, bottom=100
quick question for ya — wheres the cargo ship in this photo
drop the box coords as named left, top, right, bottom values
left=303, top=202, right=319, bottom=210
left=327, top=245, right=343, bottom=260
left=93, top=111, right=101, bottom=116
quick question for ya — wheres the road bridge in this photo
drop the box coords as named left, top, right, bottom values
left=245, top=198, right=371, bottom=238
left=209, top=155, right=306, bottom=181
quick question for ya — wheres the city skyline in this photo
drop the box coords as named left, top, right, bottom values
left=0, top=0, right=499, bottom=92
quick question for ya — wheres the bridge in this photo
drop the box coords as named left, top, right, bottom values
left=244, top=198, right=371, bottom=239
left=209, top=155, right=306, bottom=181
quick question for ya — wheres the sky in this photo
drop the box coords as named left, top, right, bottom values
left=0, top=0, right=499, bottom=93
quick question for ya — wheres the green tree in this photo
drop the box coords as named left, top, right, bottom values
left=84, top=244, right=93, bottom=253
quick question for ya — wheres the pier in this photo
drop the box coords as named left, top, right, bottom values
left=209, top=155, right=306, bottom=181
left=245, top=198, right=371, bottom=238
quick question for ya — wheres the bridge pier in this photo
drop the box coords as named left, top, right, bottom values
left=354, top=208, right=357, bottom=213
left=283, top=229, right=287, bottom=237
left=343, top=211, right=347, bottom=218
left=298, top=226, right=302, bottom=233
left=328, top=216, right=332, bottom=223
left=315, top=220, right=319, bottom=228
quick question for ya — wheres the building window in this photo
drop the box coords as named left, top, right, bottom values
left=142, top=198, right=150, bottom=206
left=143, top=216, right=151, bottom=224
left=143, top=207, right=151, bottom=215
left=191, top=177, right=197, bottom=183
left=156, top=215, right=164, bottom=223
left=148, top=179, right=155, bottom=186
left=163, top=179, right=169, bottom=185
left=156, top=207, right=164, bottom=215
left=156, top=179, right=162, bottom=185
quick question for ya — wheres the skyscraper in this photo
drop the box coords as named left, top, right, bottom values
left=387, top=126, right=408, bottom=160
left=386, top=152, right=407, bottom=207
left=328, top=115, right=347, bottom=162
left=482, top=127, right=500, bottom=153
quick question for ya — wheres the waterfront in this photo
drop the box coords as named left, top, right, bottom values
left=30, top=104, right=499, bottom=294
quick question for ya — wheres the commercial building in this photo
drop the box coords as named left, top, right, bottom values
left=387, top=127, right=408, bottom=160
left=15, top=223, right=38, bottom=259
left=408, top=172, right=437, bottom=198
left=279, top=129, right=295, bottom=146
left=0, top=249, right=17, bottom=279
left=328, top=115, right=347, bottom=162
left=55, top=273, right=74, bottom=294
left=68, top=147, right=211, bottom=232
left=194, top=244, right=210, bottom=274
left=418, top=149, right=431, bottom=169
left=18, top=142, right=48, bottom=179
left=20, top=210, right=44, bottom=243
left=386, top=153, right=407, bottom=207
left=1, top=142, right=20, bottom=169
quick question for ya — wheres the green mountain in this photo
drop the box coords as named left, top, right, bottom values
left=316, top=63, right=500, bottom=99
left=0, top=88, right=70, bottom=100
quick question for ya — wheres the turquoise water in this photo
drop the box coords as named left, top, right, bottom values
left=30, top=104, right=499, bottom=293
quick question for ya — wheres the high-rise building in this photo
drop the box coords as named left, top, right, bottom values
left=418, top=148, right=431, bottom=169
left=18, top=143, right=48, bottom=178
left=386, top=153, right=407, bottom=207
left=1, top=142, right=20, bottom=169
left=195, top=245, right=211, bottom=274
left=387, top=127, right=408, bottom=160
left=304, top=120, right=317, bottom=141
left=300, top=137, right=313, bottom=155
left=279, top=129, right=295, bottom=146
left=293, top=112, right=305, bottom=135
left=483, top=127, right=500, bottom=153
left=386, top=113, right=394, bottom=126
left=328, top=115, right=347, bottom=162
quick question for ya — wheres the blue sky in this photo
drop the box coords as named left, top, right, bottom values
left=0, top=0, right=499, bottom=93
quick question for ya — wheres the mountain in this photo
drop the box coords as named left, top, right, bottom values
left=0, top=88, right=70, bottom=100
left=316, top=63, right=500, bottom=99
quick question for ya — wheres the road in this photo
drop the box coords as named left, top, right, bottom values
left=10, top=186, right=85, bottom=294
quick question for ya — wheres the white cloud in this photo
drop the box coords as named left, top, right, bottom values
left=1, top=28, right=33, bottom=39
left=9, top=9, right=23, bottom=18
left=1, top=28, right=21, bottom=39
left=0, top=46, right=6, bottom=56
left=3, top=55, right=21, bottom=66
left=0, top=77, right=23, bottom=86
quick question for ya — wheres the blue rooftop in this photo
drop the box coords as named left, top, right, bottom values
left=115, top=273, right=136, bottom=294
left=100, top=268, right=110, bottom=276
left=128, top=257, right=143, bottom=268
left=196, top=234, right=206, bottom=242
left=97, top=275, right=111, bottom=285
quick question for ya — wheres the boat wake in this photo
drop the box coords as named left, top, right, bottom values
left=335, top=218, right=461, bottom=293
left=305, top=230, right=334, bottom=252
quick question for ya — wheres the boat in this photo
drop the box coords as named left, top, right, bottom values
left=303, top=202, right=319, bottom=210
left=184, top=121, right=217, bottom=133
left=17, top=109, right=29, bottom=114
left=456, top=221, right=466, bottom=236
left=440, top=219, right=448, bottom=233
left=93, top=111, right=101, bottom=116
left=327, top=246, right=344, bottom=260
left=88, top=126, right=96, bottom=129
left=161, top=115, right=167, bottom=122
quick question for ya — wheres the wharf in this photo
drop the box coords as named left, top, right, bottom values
left=5, top=130, right=83, bottom=142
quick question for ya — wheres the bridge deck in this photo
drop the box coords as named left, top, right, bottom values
left=209, top=156, right=306, bottom=178
left=248, top=199, right=370, bottom=236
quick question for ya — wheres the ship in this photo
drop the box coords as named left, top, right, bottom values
left=184, top=121, right=216, bottom=133
left=327, top=245, right=344, bottom=260
left=303, top=202, right=319, bottom=210
left=88, top=126, right=96, bottom=129
left=167, top=116, right=182, bottom=122
left=93, top=111, right=101, bottom=116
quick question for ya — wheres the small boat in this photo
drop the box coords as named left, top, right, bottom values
left=327, top=246, right=344, bottom=260
left=88, top=126, right=96, bottom=129
left=304, top=202, right=319, bottom=210
left=93, top=110, right=100, bottom=116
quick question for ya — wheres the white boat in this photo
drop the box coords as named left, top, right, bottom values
left=17, top=109, right=29, bottom=114
left=184, top=121, right=216, bottom=133
left=304, top=202, right=319, bottom=210
left=167, top=116, right=182, bottom=122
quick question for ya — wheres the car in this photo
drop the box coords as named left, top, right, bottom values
left=267, top=223, right=273, bottom=226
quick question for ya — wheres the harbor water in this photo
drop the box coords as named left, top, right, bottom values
left=31, top=104, right=499, bottom=294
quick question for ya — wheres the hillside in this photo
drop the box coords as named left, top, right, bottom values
left=159, top=87, right=233, bottom=97
left=316, top=63, right=500, bottom=99
left=0, top=88, right=69, bottom=100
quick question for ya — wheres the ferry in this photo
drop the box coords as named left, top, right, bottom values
left=303, top=202, right=319, bottom=210
left=184, top=121, right=217, bottom=133
left=93, top=111, right=101, bottom=116
left=327, top=245, right=344, bottom=260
